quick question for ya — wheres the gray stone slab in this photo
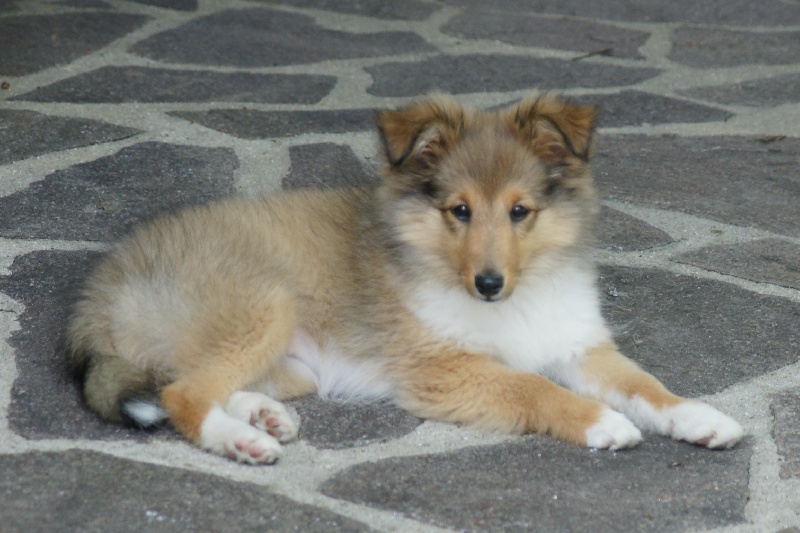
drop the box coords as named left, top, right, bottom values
left=0, top=0, right=18, bottom=13
left=290, top=397, right=422, bottom=450
left=595, top=206, right=674, bottom=252
left=599, top=266, right=800, bottom=397
left=0, top=250, right=172, bottom=441
left=439, top=0, right=800, bottom=25
left=130, top=0, right=196, bottom=10
left=254, top=0, right=437, bottom=20
left=283, top=143, right=378, bottom=190
left=593, top=135, right=800, bottom=238
left=0, top=109, right=140, bottom=165
left=366, top=55, right=661, bottom=97
left=0, top=450, right=373, bottom=532
left=442, top=10, right=649, bottom=59
left=670, top=27, right=800, bottom=68
left=56, top=0, right=111, bottom=7
left=171, top=109, right=374, bottom=139
left=582, top=91, right=733, bottom=127
left=0, top=13, right=148, bottom=76
left=12, top=67, right=336, bottom=104
left=771, top=388, right=800, bottom=479
left=677, top=238, right=800, bottom=291
left=679, top=73, right=800, bottom=108
left=131, top=8, right=433, bottom=67
left=0, top=142, right=237, bottom=241
left=322, top=437, right=751, bottom=532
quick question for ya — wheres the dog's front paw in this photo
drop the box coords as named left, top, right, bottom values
left=200, top=406, right=283, bottom=465
left=585, top=408, right=642, bottom=450
left=665, top=402, right=743, bottom=449
left=226, top=391, right=299, bottom=443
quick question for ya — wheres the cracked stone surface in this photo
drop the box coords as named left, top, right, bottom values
left=1, top=0, right=799, bottom=531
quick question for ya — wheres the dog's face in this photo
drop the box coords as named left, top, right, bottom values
left=377, top=92, right=598, bottom=302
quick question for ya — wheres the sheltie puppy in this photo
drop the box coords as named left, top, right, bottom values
left=67, top=91, right=743, bottom=464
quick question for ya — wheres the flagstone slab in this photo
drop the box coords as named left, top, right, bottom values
left=584, top=91, right=733, bottom=127
left=0, top=450, right=373, bottom=532
left=366, top=55, right=661, bottom=97
left=129, top=0, right=196, bottom=10
left=670, top=27, right=800, bottom=68
left=771, top=388, right=800, bottom=479
left=0, top=109, right=140, bottom=165
left=321, top=436, right=751, bottom=532
left=131, top=8, right=433, bottom=67
left=283, top=143, right=378, bottom=190
left=595, top=207, right=674, bottom=252
left=438, top=0, right=800, bottom=25
left=0, top=142, right=237, bottom=241
left=0, top=13, right=148, bottom=76
left=677, top=238, right=800, bottom=291
left=593, top=135, right=800, bottom=238
left=442, top=10, right=649, bottom=59
left=679, top=73, right=800, bottom=108
left=13, top=67, right=337, bottom=104
left=171, top=109, right=374, bottom=139
left=254, top=0, right=437, bottom=20
left=599, top=266, right=800, bottom=397
left=290, top=397, right=422, bottom=450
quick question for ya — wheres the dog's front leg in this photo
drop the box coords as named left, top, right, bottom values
left=553, top=341, right=743, bottom=449
left=394, top=350, right=642, bottom=450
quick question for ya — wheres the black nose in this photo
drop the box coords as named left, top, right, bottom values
left=474, top=272, right=504, bottom=298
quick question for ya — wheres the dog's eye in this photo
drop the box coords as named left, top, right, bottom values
left=450, top=204, right=471, bottom=222
left=510, top=205, right=531, bottom=222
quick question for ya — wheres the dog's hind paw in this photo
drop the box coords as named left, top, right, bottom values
left=200, top=406, right=283, bottom=465
left=226, top=391, right=299, bottom=443
left=665, top=402, right=743, bottom=449
left=586, top=408, right=642, bottom=450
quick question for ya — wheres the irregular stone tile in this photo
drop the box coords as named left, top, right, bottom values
left=131, top=8, right=433, bottom=67
left=254, top=0, right=437, bottom=20
left=322, top=437, right=751, bottom=532
left=670, top=27, right=800, bottom=68
left=771, top=388, right=800, bottom=479
left=171, top=109, right=374, bottom=139
left=0, top=109, right=140, bottom=165
left=56, top=0, right=111, bottom=7
left=677, top=239, right=800, bottom=291
left=13, top=67, right=336, bottom=104
left=0, top=0, right=19, bottom=13
left=593, top=135, right=800, bottom=238
left=679, top=73, right=800, bottom=108
left=599, top=266, right=800, bottom=397
left=439, top=0, right=800, bottom=25
left=289, top=397, right=422, bottom=450
left=595, top=207, right=673, bottom=252
left=283, top=143, right=378, bottom=190
left=442, top=11, right=649, bottom=59
left=0, top=250, right=173, bottom=441
left=0, top=13, right=149, bottom=76
left=0, top=142, right=237, bottom=241
left=130, top=0, right=196, bottom=10
left=0, top=450, right=373, bottom=532
left=366, top=55, right=661, bottom=97
left=582, top=91, right=733, bottom=127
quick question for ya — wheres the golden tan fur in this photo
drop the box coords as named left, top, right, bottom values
left=67, top=91, right=742, bottom=462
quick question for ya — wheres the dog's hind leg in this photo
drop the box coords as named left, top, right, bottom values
left=555, top=340, right=743, bottom=449
left=160, top=284, right=299, bottom=464
left=394, top=348, right=642, bottom=450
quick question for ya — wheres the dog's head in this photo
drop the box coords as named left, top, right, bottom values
left=376, top=91, right=598, bottom=302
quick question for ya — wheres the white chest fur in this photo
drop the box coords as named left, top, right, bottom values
left=409, top=266, right=610, bottom=373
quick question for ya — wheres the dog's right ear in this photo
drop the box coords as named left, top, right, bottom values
left=376, top=94, right=465, bottom=174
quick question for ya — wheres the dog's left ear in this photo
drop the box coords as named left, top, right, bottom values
left=376, top=93, right=465, bottom=175
left=509, top=93, right=596, bottom=166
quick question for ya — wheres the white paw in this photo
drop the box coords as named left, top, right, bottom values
left=585, top=408, right=642, bottom=450
left=665, top=402, right=743, bottom=449
left=200, top=406, right=283, bottom=465
left=225, top=391, right=299, bottom=443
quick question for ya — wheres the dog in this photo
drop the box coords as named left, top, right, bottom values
left=67, top=91, right=743, bottom=464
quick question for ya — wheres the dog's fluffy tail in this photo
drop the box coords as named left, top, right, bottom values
left=71, top=348, right=167, bottom=428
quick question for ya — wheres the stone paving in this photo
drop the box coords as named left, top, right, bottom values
left=1, top=0, right=799, bottom=531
